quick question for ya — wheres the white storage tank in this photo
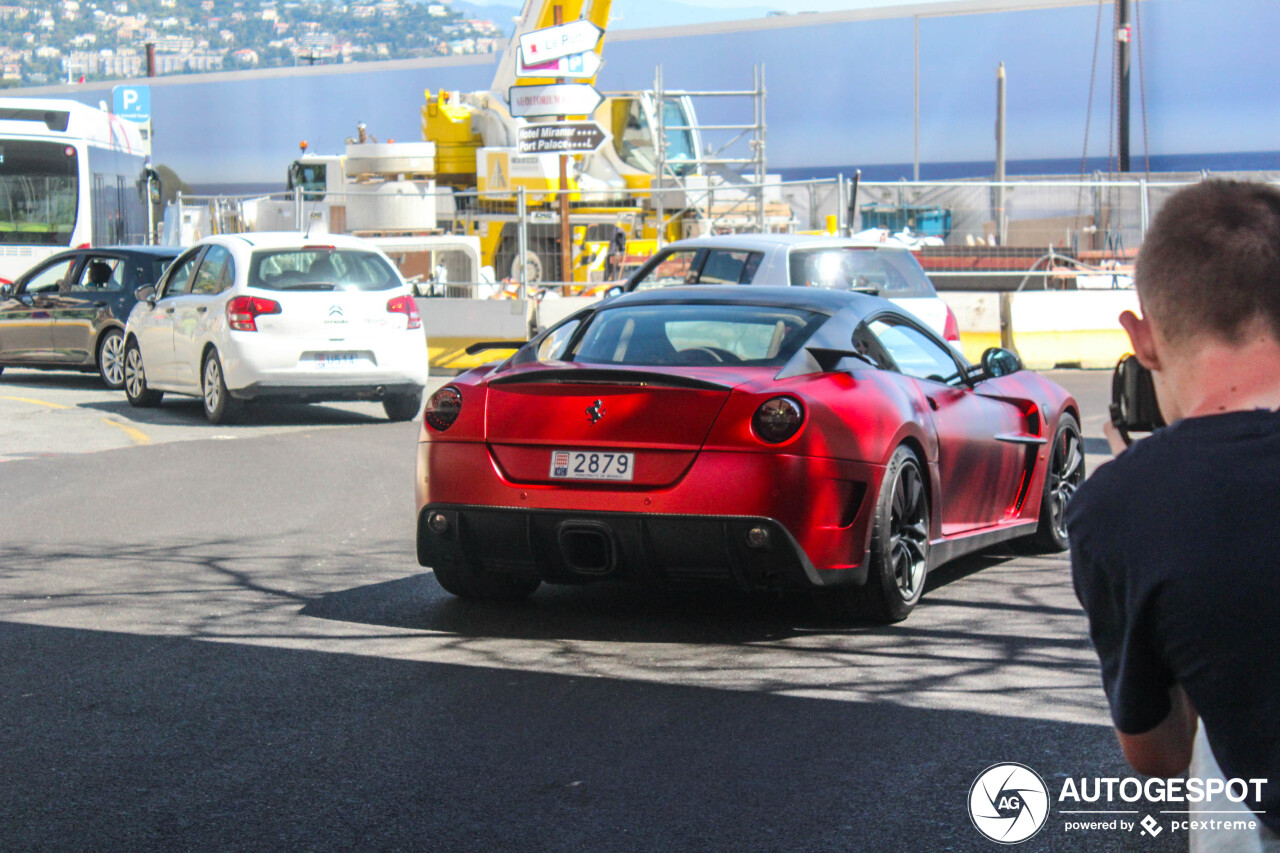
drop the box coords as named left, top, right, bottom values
left=345, top=180, right=438, bottom=232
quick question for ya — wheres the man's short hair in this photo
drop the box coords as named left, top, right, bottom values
left=1136, top=180, right=1280, bottom=343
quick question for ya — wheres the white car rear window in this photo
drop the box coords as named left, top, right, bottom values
left=249, top=249, right=401, bottom=292
left=788, top=248, right=935, bottom=298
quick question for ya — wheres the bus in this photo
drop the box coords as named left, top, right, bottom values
left=0, top=98, right=150, bottom=282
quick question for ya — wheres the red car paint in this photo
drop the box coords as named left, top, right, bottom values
left=415, top=287, right=1077, bottom=608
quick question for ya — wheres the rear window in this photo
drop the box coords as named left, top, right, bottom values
left=248, top=248, right=401, bottom=292
left=788, top=248, right=934, bottom=297
left=570, top=303, right=826, bottom=368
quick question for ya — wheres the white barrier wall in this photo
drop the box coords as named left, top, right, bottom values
left=418, top=297, right=533, bottom=371
left=1005, top=290, right=1140, bottom=370
left=938, top=292, right=1006, bottom=364
left=536, top=296, right=600, bottom=331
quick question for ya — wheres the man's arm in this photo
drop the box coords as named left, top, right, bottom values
left=1117, top=686, right=1198, bottom=777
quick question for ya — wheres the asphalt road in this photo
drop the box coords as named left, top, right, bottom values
left=0, top=367, right=1185, bottom=853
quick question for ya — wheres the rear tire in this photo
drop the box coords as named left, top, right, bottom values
left=383, top=390, right=422, bottom=422
left=431, top=561, right=540, bottom=602
left=201, top=351, right=242, bottom=425
left=123, top=339, right=163, bottom=407
left=97, top=328, right=126, bottom=389
left=822, top=445, right=930, bottom=623
left=1022, top=412, right=1084, bottom=553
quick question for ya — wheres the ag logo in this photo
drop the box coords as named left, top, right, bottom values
left=968, top=763, right=1050, bottom=844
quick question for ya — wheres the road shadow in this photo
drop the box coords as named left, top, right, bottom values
left=303, top=541, right=1051, bottom=645
left=303, top=574, right=821, bottom=644
left=0, top=369, right=104, bottom=391
left=0, top=619, right=1176, bottom=853
left=1083, top=436, right=1113, bottom=456
left=76, top=397, right=389, bottom=427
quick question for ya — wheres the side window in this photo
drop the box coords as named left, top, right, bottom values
left=536, top=318, right=580, bottom=362
left=159, top=249, right=203, bottom=298
left=631, top=250, right=701, bottom=290
left=696, top=250, right=761, bottom=284
left=191, top=246, right=234, bottom=295
left=867, top=317, right=963, bottom=384
left=73, top=257, right=124, bottom=292
left=21, top=259, right=77, bottom=295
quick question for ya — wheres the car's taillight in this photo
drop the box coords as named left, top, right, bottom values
left=387, top=294, right=421, bottom=330
left=752, top=396, right=805, bottom=444
left=424, top=385, right=462, bottom=431
left=943, top=304, right=961, bottom=343
left=226, top=295, right=281, bottom=332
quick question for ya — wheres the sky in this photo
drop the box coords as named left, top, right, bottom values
left=31, top=0, right=1280, bottom=183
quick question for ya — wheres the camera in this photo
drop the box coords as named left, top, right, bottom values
left=1110, top=354, right=1166, bottom=444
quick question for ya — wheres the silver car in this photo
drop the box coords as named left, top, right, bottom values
left=622, top=234, right=961, bottom=345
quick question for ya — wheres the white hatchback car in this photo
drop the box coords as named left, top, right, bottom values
left=122, top=232, right=429, bottom=424
left=621, top=234, right=961, bottom=346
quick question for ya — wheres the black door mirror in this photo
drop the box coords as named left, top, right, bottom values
left=0, top=282, right=11, bottom=298
left=980, top=347, right=1022, bottom=379
left=134, top=284, right=156, bottom=305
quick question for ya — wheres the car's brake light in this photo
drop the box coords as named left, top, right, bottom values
left=387, top=294, right=421, bottom=330
left=425, top=385, right=462, bottom=431
left=227, top=295, right=281, bottom=332
left=752, top=396, right=805, bottom=444
left=943, top=304, right=961, bottom=344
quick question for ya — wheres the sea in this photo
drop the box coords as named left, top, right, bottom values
left=188, top=150, right=1280, bottom=197
left=775, top=151, right=1280, bottom=183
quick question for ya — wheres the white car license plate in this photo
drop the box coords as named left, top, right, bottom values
left=315, top=352, right=358, bottom=369
left=549, top=450, right=635, bottom=481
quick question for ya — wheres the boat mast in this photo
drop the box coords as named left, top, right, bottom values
left=1116, top=0, right=1131, bottom=172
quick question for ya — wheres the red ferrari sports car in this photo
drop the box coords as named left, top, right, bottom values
left=415, top=286, right=1082, bottom=622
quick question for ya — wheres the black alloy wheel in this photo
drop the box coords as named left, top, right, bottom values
left=824, top=445, right=931, bottom=623
left=1026, top=413, right=1085, bottom=552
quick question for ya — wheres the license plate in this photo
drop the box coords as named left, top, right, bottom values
left=549, top=450, right=635, bottom=481
left=314, top=352, right=358, bottom=369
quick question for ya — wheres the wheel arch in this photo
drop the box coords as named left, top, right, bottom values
left=93, top=322, right=125, bottom=359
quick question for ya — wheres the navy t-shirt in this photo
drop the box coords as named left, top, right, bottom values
left=1067, top=410, right=1280, bottom=831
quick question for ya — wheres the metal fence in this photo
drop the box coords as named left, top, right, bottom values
left=164, top=171, right=1280, bottom=296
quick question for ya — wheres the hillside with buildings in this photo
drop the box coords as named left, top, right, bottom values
left=0, top=0, right=506, bottom=87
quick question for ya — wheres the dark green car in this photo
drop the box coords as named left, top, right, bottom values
left=0, top=246, right=180, bottom=389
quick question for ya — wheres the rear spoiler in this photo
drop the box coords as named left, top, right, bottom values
left=465, top=340, right=527, bottom=355
left=488, top=367, right=730, bottom=391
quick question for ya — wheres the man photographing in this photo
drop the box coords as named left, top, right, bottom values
left=1067, top=180, right=1280, bottom=846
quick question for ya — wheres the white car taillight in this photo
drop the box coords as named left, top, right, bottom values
left=226, top=296, right=281, bottom=332
left=387, top=295, right=421, bottom=330
left=943, top=304, right=961, bottom=344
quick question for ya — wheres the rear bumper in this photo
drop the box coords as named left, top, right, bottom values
left=416, top=442, right=887, bottom=590
left=233, top=379, right=422, bottom=402
left=417, top=504, right=857, bottom=591
left=220, top=329, right=429, bottom=395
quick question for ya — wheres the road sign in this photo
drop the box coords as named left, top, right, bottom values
left=508, top=83, right=604, bottom=118
left=516, top=49, right=602, bottom=80
left=517, top=122, right=608, bottom=155
left=518, top=20, right=604, bottom=67
left=112, top=84, right=150, bottom=123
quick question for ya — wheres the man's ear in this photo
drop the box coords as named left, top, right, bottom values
left=1119, top=310, right=1162, bottom=370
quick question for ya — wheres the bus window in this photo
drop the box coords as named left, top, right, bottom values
left=0, top=141, right=78, bottom=246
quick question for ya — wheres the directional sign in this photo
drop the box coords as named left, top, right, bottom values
left=517, top=122, right=608, bottom=155
left=518, top=20, right=604, bottom=67
left=508, top=83, right=604, bottom=119
left=516, top=49, right=602, bottom=80
left=112, top=84, right=150, bottom=123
